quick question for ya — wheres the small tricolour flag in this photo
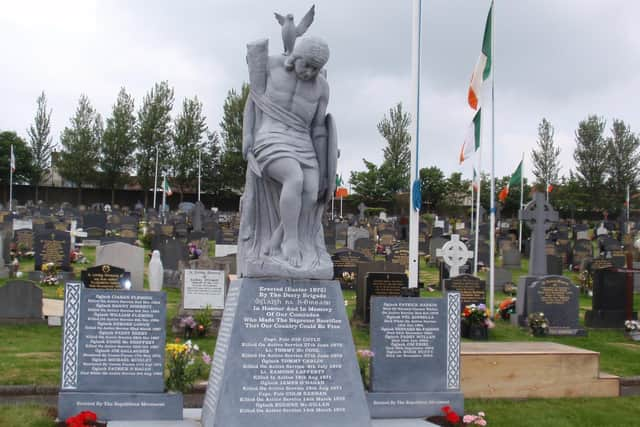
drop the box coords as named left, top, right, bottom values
left=163, top=175, right=172, bottom=196
left=498, top=160, right=522, bottom=202
left=335, top=187, right=348, bottom=198
left=472, top=167, right=480, bottom=192
left=468, top=2, right=493, bottom=110
left=10, top=145, right=15, bottom=173
left=460, top=109, right=481, bottom=164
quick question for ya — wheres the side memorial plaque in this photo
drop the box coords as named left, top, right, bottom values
left=367, top=295, right=463, bottom=419
left=57, top=283, right=182, bottom=421
left=201, top=278, right=371, bottom=427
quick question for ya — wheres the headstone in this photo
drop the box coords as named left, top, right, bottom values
left=81, top=264, right=131, bottom=290
left=354, top=237, right=375, bottom=259
left=526, top=276, right=585, bottom=335
left=14, top=228, right=34, bottom=252
left=436, top=234, right=473, bottom=278
left=428, top=236, right=448, bottom=266
left=502, top=249, right=521, bottom=269
left=354, top=261, right=406, bottom=321
left=0, top=280, right=44, bottom=324
left=95, top=242, right=145, bottom=292
left=347, top=226, right=369, bottom=250
left=335, top=223, right=348, bottom=245
left=572, top=239, right=593, bottom=267
left=444, top=274, right=486, bottom=309
left=494, top=267, right=513, bottom=292
left=34, top=230, right=71, bottom=271
left=585, top=269, right=638, bottom=328
left=57, top=283, right=182, bottom=420
left=546, top=254, right=563, bottom=275
left=364, top=272, right=409, bottom=322
left=331, top=249, right=371, bottom=290
left=367, top=295, right=463, bottom=418
left=182, top=269, right=225, bottom=310
left=201, top=279, right=370, bottom=427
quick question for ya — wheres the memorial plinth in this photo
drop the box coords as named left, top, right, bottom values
left=201, top=278, right=371, bottom=427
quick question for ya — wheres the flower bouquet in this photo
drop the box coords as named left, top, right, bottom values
left=57, top=410, right=106, bottom=427
left=496, top=297, right=516, bottom=321
left=41, top=262, right=59, bottom=286
left=341, top=271, right=356, bottom=288
left=528, top=312, right=549, bottom=337
left=426, top=406, right=488, bottom=426
left=461, top=304, right=493, bottom=340
left=165, top=339, right=209, bottom=393
left=624, top=320, right=640, bottom=341
left=356, top=349, right=374, bottom=390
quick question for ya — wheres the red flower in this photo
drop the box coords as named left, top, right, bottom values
left=441, top=405, right=452, bottom=413
left=66, top=410, right=97, bottom=426
left=446, top=410, right=461, bottom=424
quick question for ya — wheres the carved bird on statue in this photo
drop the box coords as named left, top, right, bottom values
left=274, top=4, right=315, bottom=56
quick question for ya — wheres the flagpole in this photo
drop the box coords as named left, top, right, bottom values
left=9, top=145, right=14, bottom=212
left=474, top=152, right=481, bottom=275
left=519, top=152, right=524, bottom=252
left=198, top=149, right=202, bottom=202
left=489, top=0, right=496, bottom=315
left=153, top=142, right=159, bottom=209
left=470, top=175, right=474, bottom=233
left=408, top=0, right=423, bottom=289
left=161, top=172, right=167, bottom=224
left=340, top=195, right=343, bottom=218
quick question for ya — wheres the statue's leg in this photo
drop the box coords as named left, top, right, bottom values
left=299, top=166, right=320, bottom=247
left=264, top=157, right=303, bottom=266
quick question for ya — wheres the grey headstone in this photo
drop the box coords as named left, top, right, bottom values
left=546, top=254, right=563, bottom=275
left=96, top=242, right=145, bottom=291
left=0, top=280, right=43, bottom=323
left=201, top=278, right=371, bottom=427
left=494, top=267, right=513, bottom=291
left=444, top=274, right=486, bottom=308
left=331, top=249, right=371, bottom=290
left=58, top=283, right=181, bottom=420
left=502, top=249, right=521, bottom=269
left=368, top=295, right=463, bottom=418
left=526, top=276, right=584, bottom=335
left=519, top=193, right=558, bottom=277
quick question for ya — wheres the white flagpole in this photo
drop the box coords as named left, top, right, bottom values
left=153, top=143, right=159, bottom=209
left=489, top=0, right=496, bottom=315
left=198, top=149, right=202, bottom=202
left=470, top=176, right=474, bottom=233
left=408, top=0, right=423, bottom=289
left=161, top=173, right=167, bottom=224
left=9, top=145, right=14, bottom=212
left=340, top=195, right=343, bottom=218
left=519, top=152, right=524, bottom=252
left=474, top=147, right=482, bottom=275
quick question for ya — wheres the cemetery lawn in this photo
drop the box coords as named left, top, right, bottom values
left=0, top=324, right=61, bottom=385
left=0, top=404, right=55, bottom=427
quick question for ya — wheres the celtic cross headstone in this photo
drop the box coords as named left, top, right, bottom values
left=520, top=192, right=558, bottom=276
left=436, top=234, right=473, bottom=278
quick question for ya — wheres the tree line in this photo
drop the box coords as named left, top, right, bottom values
left=348, top=103, right=639, bottom=220
left=0, top=83, right=250, bottom=205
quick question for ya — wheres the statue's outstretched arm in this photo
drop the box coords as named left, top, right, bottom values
left=311, top=81, right=331, bottom=202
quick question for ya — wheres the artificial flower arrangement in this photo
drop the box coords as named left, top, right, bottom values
left=165, top=339, right=211, bottom=393
left=496, top=297, right=516, bottom=321
left=341, top=271, right=356, bottom=286
left=40, top=262, right=59, bottom=286
left=188, top=242, right=203, bottom=259
left=624, top=320, right=640, bottom=341
left=58, top=410, right=105, bottom=427
left=462, top=304, right=493, bottom=327
left=426, top=406, right=488, bottom=426
left=356, top=349, right=374, bottom=390
left=70, top=249, right=88, bottom=264
left=528, top=312, right=549, bottom=337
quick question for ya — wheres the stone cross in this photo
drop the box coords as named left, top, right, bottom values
left=357, top=202, right=367, bottom=220
left=519, top=192, right=559, bottom=276
left=436, top=234, right=474, bottom=278
left=67, top=220, right=87, bottom=249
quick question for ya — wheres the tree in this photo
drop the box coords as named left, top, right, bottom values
left=201, top=131, right=224, bottom=200
left=219, top=84, right=249, bottom=194
left=442, top=172, right=470, bottom=215
left=349, top=160, right=386, bottom=202
left=605, top=119, right=640, bottom=206
left=136, top=81, right=175, bottom=207
left=57, top=94, right=103, bottom=204
left=0, top=131, right=35, bottom=203
left=26, top=91, right=54, bottom=201
left=170, top=96, right=207, bottom=202
left=101, top=87, right=136, bottom=204
left=531, top=118, right=561, bottom=192
left=573, top=115, right=608, bottom=212
left=377, top=103, right=411, bottom=195
left=419, top=166, right=447, bottom=212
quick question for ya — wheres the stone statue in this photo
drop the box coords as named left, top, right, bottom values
left=148, top=250, right=164, bottom=291
left=238, top=35, right=338, bottom=279
left=274, top=5, right=315, bottom=56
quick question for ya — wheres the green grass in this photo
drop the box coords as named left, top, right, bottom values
left=0, top=404, right=56, bottom=427
left=0, top=324, right=61, bottom=385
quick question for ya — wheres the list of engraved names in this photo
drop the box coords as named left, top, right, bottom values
left=380, top=300, right=439, bottom=359
left=239, top=285, right=347, bottom=415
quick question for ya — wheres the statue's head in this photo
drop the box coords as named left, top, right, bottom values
left=285, top=36, right=330, bottom=81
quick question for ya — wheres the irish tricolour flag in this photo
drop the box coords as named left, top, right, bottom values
left=468, top=2, right=493, bottom=110
left=498, top=160, right=522, bottom=202
left=460, top=109, right=481, bottom=164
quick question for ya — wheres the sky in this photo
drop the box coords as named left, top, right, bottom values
left=1, top=0, right=639, bottom=187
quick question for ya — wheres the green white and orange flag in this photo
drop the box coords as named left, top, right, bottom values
left=163, top=175, right=173, bottom=196
left=460, top=109, right=482, bottom=164
left=498, top=160, right=522, bottom=202
left=468, top=2, right=493, bottom=110
left=472, top=167, right=480, bottom=191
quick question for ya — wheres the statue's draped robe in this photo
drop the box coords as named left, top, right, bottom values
left=237, top=43, right=332, bottom=279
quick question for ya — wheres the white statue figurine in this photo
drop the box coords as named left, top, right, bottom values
left=148, top=250, right=164, bottom=291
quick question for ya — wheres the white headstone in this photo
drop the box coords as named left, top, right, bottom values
left=436, top=234, right=473, bottom=278
left=149, top=250, right=164, bottom=292
left=435, top=220, right=445, bottom=229
left=597, top=223, right=608, bottom=236
left=215, top=244, right=238, bottom=257
left=576, top=230, right=589, bottom=240
left=183, top=269, right=225, bottom=310
left=13, top=218, right=32, bottom=231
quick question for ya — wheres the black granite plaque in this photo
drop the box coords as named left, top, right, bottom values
left=331, top=249, right=371, bottom=290
left=34, top=230, right=71, bottom=271
left=585, top=269, right=638, bottom=328
left=365, top=272, right=408, bottom=323
left=368, top=295, right=463, bottom=418
left=201, top=279, right=370, bottom=427
left=81, top=264, right=131, bottom=290
left=444, top=274, right=486, bottom=309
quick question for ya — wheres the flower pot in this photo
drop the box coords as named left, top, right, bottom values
left=468, top=323, right=488, bottom=341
